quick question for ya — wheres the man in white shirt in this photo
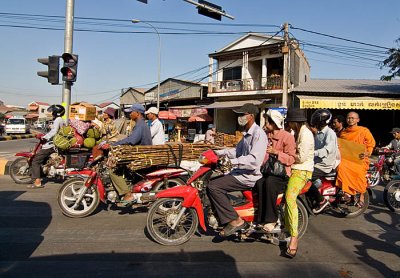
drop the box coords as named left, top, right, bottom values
left=145, top=107, right=165, bottom=145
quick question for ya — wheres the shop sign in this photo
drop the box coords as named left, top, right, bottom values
left=300, top=98, right=400, bottom=110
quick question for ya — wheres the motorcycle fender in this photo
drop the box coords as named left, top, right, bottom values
left=15, top=152, right=32, bottom=158
left=67, top=169, right=93, bottom=176
left=156, top=186, right=206, bottom=231
left=96, top=177, right=106, bottom=202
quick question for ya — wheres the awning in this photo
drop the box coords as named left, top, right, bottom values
left=204, top=99, right=267, bottom=109
left=297, top=95, right=400, bottom=110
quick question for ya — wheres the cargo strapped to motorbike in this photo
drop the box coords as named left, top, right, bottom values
left=108, top=143, right=222, bottom=171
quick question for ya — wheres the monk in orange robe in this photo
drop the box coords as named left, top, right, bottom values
left=336, top=111, right=375, bottom=204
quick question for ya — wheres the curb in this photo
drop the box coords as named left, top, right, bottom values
left=0, top=134, right=36, bottom=141
left=0, top=159, right=12, bottom=176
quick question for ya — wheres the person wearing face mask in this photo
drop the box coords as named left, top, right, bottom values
left=206, top=103, right=268, bottom=237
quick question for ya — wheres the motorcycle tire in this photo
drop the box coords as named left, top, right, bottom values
left=58, top=177, right=100, bottom=218
left=340, top=191, right=369, bottom=218
left=152, top=178, right=186, bottom=192
left=383, top=180, right=400, bottom=213
left=10, top=157, right=34, bottom=184
left=146, top=198, right=199, bottom=246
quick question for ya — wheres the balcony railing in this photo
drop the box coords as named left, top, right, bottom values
left=210, top=76, right=283, bottom=93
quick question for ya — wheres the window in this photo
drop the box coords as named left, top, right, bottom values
left=41, top=108, right=45, bottom=113
left=223, top=66, right=241, bottom=80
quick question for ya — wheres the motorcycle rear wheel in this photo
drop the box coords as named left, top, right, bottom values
left=280, top=199, right=309, bottom=239
left=10, top=157, right=33, bottom=184
left=383, top=180, right=400, bottom=213
left=339, top=191, right=369, bottom=218
left=146, top=198, right=199, bottom=246
left=58, top=178, right=100, bottom=218
left=152, top=178, right=186, bottom=192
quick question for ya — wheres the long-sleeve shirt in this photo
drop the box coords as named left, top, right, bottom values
left=150, top=118, right=165, bottom=145
left=216, top=122, right=268, bottom=187
left=292, top=125, right=314, bottom=172
left=112, top=118, right=152, bottom=146
left=314, top=125, right=339, bottom=173
left=265, top=129, right=296, bottom=176
left=42, top=117, right=65, bottom=149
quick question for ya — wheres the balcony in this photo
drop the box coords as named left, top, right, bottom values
left=210, top=75, right=283, bottom=94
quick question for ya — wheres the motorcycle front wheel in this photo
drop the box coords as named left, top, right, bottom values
left=58, top=178, right=100, bottom=218
left=10, top=157, right=33, bottom=184
left=152, top=178, right=186, bottom=192
left=146, top=198, right=199, bottom=246
left=383, top=180, right=400, bottom=213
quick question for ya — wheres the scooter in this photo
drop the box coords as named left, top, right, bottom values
left=146, top=149, right=309, bottom=246
left=58, top=155, right=189, bottom=218
left=367, top=148, right=399, bottom=187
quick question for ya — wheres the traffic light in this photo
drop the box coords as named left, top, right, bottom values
left=197, top=0, right=222, bottom=21
left=61, top=53, right=78, bottom=82
left=37, top=55, right=60, bottom=85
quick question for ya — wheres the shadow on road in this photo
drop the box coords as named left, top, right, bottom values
left=342, top=194, right=400, bottom=277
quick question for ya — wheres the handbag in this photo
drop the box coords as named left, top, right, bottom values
left=261, top=155, right=288, bottom=178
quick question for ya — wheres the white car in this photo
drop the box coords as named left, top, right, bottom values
left=5, top=117, right=30, bottom=135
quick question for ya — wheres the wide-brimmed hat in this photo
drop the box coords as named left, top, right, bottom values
left=233, top=103, right=259, bottom=115
left=286, top=108, right=307, bottom=122
left=125, top=103, right=145, bottom=114
left=390, top=127, right=400, bottom=133
left=264, top=109, right=284, bottom=129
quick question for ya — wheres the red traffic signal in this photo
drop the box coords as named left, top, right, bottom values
left=61, top=53, right=78, bottom=82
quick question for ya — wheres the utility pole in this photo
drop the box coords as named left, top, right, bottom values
left=63, top=0, right=75, bottom=122
left=282, top=22, right=289, bottom=108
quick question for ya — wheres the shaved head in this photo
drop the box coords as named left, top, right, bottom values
left=346, top=111, right=360, bottom=127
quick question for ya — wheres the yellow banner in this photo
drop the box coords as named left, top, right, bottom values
left=299, top=98, right=400, bottom=110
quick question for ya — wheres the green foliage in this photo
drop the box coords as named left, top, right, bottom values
left=380, top=38, right=400, bottom=81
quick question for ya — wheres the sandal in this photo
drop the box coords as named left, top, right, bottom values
left=27, top=184, right=44, bottom=189
left=261, top=222, right=277, bottom=233
left=356, top=200, right=365, bottom=208
left=117, top=198, right=135, bottom=207
left=284, top=247, right=297, bottom=259
left=219, top=221, right=249, bottom=237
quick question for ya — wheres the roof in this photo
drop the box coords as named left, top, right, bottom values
left=145, top=78, right=205, bottom=93
left=121, top=87, right=147, bottom=97
left=292, top=79, right=400, bottom=95
left=97, top=102, right=120, bottom=108
left=29, top=101, right=50, bottom=106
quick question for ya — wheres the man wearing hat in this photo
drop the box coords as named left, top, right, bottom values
left=103, top=103, right=152, bottom=205
left=145, top=107, right=165, bottom=145
left=383, top=127, right=400, bottom=174
left=207, top=103, right=268, bottom=237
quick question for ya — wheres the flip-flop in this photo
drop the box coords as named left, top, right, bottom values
left=219, top=221, right=249, bottom=237
left=356, top=200, right=365, bottom=208
left=27, top=184, right=44, bottom=189
left=261, top=222, right=277, bottom=233
left=284, top=247, right=297, bottom=259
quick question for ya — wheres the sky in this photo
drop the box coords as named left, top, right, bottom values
left=0, top=0, right=399, bottom=107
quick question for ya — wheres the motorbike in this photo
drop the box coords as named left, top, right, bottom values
left=301, top=172, right=371, bottom=218
left=383, top=180, right=400, bottom=212
left=57, top=155, right=190, bottom=218
left=367, top=148, right=399, bottom=187
left=9, top=134, right=91, bottom=184
left=146, top=149, right=309, bottom=246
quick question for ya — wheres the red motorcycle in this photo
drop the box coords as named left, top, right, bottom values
left=367, top=148, right=399, bottom=187
left=146, top=149, right=309, bottom=246
left=9, top=134, right=91, bottom=184
left=301, top=172, right=371, bottom=218
left=57, top=155, right=189, bottom=218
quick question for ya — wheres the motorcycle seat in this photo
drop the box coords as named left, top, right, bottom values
left=324, top=171, right=337, bottom=177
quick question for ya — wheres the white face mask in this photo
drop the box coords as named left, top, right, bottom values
left=238, top=114, right=249, bottom=126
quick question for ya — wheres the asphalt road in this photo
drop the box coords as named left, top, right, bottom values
left=0, top=175, right=398, bottom=278
left=0, top=138, right=37, bottom=161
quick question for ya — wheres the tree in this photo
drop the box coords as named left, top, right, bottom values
left=380, top=38, right=400, bottom=81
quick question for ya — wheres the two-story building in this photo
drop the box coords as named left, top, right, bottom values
left=205, top=33, right=310, bottom=134
left=26, top=101, right=50, bottom=124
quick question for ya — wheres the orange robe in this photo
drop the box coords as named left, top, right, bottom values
left=336, top=126, right=375, bottom=194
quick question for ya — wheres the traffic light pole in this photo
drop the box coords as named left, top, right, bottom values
left=63, top=0, right=75, bottom=122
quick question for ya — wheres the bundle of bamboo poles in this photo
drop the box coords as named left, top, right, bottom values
left=215, top=132, right=242, bottom=147
left=109, top=143, right=223, bottom=171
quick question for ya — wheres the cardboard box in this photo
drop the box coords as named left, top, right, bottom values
left=69, top=102, right=96, bottom=121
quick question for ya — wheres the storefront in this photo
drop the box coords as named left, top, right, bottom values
left=292, top=79, right=400, bottom=146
